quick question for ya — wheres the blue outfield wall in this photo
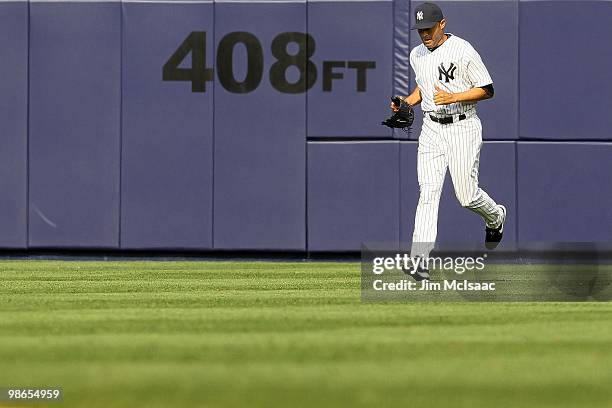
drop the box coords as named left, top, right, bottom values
left=213, top=1, right=307, bottom=250
left=308, top=0, right=393, bottom=138
left=29, top=1, right=121, bottom=248
left=308, top=141, right=400, bottom=251
left=121, top=1, right=214, bottom=249
left=0, top=1, right=28, bottom=248
left=0, top=0, right=610, bottom=251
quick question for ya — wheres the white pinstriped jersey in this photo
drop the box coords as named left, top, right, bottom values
left=410, top=33, right=493, bottom=115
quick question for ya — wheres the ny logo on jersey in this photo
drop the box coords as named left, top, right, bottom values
left=438, top=62, right=457, bottom=83
left=416, top=11, right=424, bottom=20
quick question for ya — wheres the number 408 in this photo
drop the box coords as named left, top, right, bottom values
left=163, top=31, right=376, bottom=94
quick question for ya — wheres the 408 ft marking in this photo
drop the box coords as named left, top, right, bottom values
left=162, top=31, right=375, bottom=94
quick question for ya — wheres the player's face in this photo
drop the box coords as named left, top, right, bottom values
left=418, top=19, right=447, bottom=49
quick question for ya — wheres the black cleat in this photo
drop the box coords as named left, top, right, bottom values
left=402, top=265, right=430, bottom=282
left=485, top=205, right=506, bottom=250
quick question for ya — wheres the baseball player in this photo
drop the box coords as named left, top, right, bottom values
left=395, top=2, right=506, bottom=281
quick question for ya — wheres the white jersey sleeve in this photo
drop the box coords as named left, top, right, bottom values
left=463, top=44, right=493, bottom=88
left=409, top=48, right=418, bottom=90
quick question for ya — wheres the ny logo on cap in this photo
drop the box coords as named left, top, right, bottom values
left=416, top=11, right=424, bottom=20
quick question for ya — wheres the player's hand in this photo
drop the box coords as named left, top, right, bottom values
left=390, top=99, right=402, bottom=112
left=433, top=85, right=457, bottom=105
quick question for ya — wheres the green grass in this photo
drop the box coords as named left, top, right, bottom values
left=1, top=260, right=612, bottom=408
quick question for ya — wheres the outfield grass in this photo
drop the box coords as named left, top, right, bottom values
left=1, top=260, right=611, bottom=408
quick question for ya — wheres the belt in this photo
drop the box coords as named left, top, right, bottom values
left=428, top=112, right=470, bottom=124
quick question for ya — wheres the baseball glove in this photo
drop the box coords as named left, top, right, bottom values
left=382, top=96, right=414, bottom=129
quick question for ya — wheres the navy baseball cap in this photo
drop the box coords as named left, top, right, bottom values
left=411, top=2, right=444, bottom=30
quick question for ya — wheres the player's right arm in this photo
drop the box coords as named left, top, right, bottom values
left=404, top=86, right=422, bottom=106
left=405, top=48, right=422, bottom=107
left=391, top=48, right=422, bottom=111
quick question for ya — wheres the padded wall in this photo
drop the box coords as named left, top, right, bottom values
left=517, top=142, right=612, bottom=241
left=308, top=0, right=393, bottom=137
left=29, top=1, right=121, bottom=248
left=0, top=0, right=608, bottom=251
left=0, top=1, right=28, bottom=248
left=308, top=141, right=400, bottom=251
left=213, top=1, right=306, bottom=250
left=121, top=1, right=214, bottom=249
left=519, top=1, right=612, bottom=140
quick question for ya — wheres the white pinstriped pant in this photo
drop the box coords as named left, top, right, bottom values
left=411, top=114, right=503, bottom=257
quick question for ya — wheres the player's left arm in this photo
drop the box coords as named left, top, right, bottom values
left=434, top=84, right=493, bottom=105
